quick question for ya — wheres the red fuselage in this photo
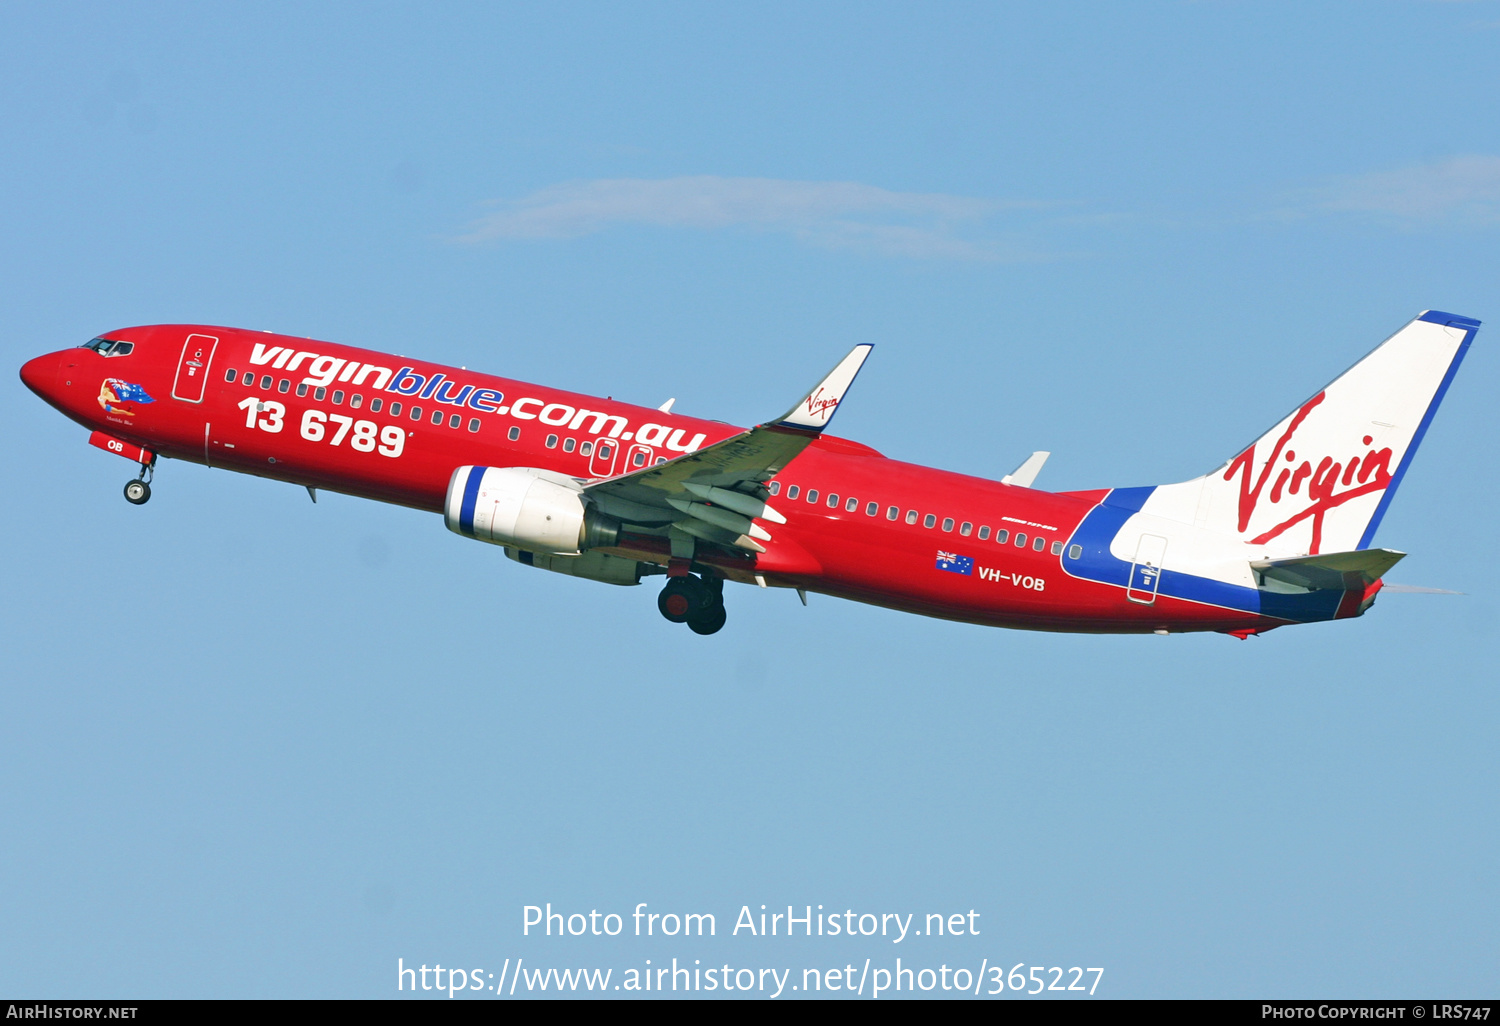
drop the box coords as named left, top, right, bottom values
left=22, top=324, right=1282, bottom=634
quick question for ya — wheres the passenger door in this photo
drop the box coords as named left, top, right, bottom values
left=1126, top=533, right=1168, bottom=604
left=171, top=334, right=219, bottom=403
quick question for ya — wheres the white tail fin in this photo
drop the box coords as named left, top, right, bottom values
left=1149, top=311, right=1477, bottom=555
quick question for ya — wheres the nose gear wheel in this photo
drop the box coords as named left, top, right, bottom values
left=123, top=458, right=155, bottom=505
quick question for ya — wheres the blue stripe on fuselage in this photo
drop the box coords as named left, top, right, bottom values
left=1060, top=486, right=1345, bottom=624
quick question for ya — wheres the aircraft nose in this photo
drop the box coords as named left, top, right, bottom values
left=20, top=353, right=60, bottom=398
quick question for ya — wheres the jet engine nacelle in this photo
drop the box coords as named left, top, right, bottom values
left=444, top=465, right=620, bottom=554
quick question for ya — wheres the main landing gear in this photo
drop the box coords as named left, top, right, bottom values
left=123, top=460, right=154, bottom=505
left=657, top=573, right=727, bottom=635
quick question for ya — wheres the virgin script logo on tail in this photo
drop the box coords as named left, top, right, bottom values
left=1223, top=392, right=1394, bottom=553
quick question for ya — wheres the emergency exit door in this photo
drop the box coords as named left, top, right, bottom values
left=589, top=438, right=619, bottom=477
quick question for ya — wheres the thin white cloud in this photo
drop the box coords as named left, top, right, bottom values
left=453, top=176, right=1040, bottom=259
left=1319, top=156, right=1500, bottom=223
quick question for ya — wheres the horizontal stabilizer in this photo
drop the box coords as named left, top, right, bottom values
left=1251, top=548, right=1405, bottom=591
left=1002, top=451, right=1050, bottom=488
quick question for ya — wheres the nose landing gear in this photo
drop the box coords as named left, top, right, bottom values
left=657, top=572, right=727, bottom=635
left=123, top=459, right=154, bottom=505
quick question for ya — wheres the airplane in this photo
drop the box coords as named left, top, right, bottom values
left=19, top=310, right=1477, bottom=637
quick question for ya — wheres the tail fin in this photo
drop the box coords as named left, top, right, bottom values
left=1151, top=311, right=1478, bottom=555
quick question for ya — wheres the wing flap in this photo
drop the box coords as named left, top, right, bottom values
left=583, top=345, right=874, bottom=562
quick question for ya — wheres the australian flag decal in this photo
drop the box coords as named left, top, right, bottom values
left=107, top=380, right=154, bottom=403
left=935, top=550, right=974, bottom=576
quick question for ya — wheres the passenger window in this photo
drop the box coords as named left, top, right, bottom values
left=1068, top=544, right=1082, bottom=559
left=261, top=375, right=273, bottom=390
left=942, top=517, right=954, bottom=532
left=296, top=383, right=309, bottom=397
left=563, top=438, right=575, bottom=453
left=225, top=369, right=237, bottom=382
left=409, top=405, right=421, bottom=420
left=787, top=486, right=800, bottom=500
left=632, top=451, right=646, bottom=466
left=580, top=440, right=593, bottom=456
left=315, top=387, right=328, bottom=401
left=449, top=413, right=461, bottom=428
left=243, top=371, right=255, bottom=385
left=1034, top=536, right=1046, bottom=551
left=278, top=379, right=290, bottom=393
left=846, top=497, right=858, bottom=512
left=906, top=510, right=918, bottom=524
left=887, top=506, right=898, bottom=521
left=432, top=411, right=444, bottom=425
left=546, top=434, right=558, bottom=448
left=351, top=394, right=363, bottom=408
left=332, top=390, right=344, bottom=404
left=389, top=402, right=401, bottom=415
left=508, top=426, right=520, bottom=441
left=370, top=398, right=383, bottom=412
left=807, top=490, right=818, bottom=503
left=924, top=514, right=936, bottom=528
left=995, top=529, right=1009, bottom=544
left=1015, top=533, right=1027, bottom=547
left=468, top=418, right=480, bottom=432
left=866, top=502, right=878, bottom=516
left=655, top=457, right=667, bottom=465
left=826, top=493, right=838, bottom=508
left=960, top=522, right=972, bottom=536
left=768, top=481, right=780, bottom=495
left=1051, top=540, right=1063, bottom=555
left=978, top=526, right=990, bottom=540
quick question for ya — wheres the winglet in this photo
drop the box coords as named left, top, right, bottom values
left=773, top=344, right=873, bottom=432
left=1002, top=451, right=1050, bottom=487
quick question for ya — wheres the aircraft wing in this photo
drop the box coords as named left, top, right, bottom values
left=583, top=345, right=873, bottom=554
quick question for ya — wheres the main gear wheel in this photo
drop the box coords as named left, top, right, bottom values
left=657, top=573, right=727, bottom=634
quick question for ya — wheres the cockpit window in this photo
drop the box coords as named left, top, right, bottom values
left=81, top=337, right=134, bottom=357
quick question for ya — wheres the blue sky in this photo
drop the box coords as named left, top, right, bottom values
left=2, top=2, right=1497, bottom=999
